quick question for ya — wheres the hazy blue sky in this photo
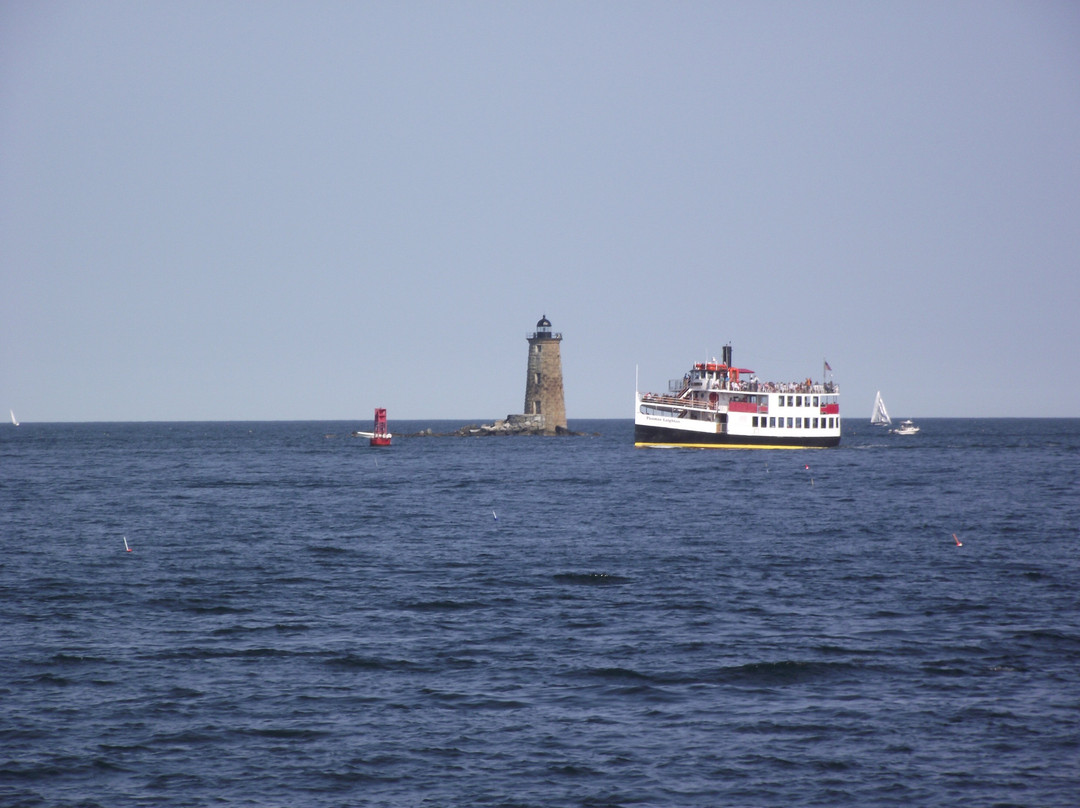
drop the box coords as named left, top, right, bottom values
left=3, top=1, right=1078, bottom=422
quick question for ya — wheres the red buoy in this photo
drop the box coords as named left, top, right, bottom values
left=370, top=408, right=391, bottom=447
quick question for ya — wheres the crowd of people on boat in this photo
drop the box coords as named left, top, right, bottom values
left=678, top=374, right=838, bottom=395
left=641, top=379, right=839, bottom=410
left=743, top=379, right=839, bottom=394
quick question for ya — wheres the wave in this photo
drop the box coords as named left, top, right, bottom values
left=146, top=599, right=254, bottom=615
left=400, top=599, right=490, bottom=612
left=323, top=653, right=423, bottom=672
left=241, top=726, right=333, bottom=740
left=417, top=688, right=531, bottom=710
left=552, top=572, right=632, bottom=585
left=210, top=622, right=314, bottom=637
left=572, top=659, right=866, bottom=688
left=143, top=646, right=313, bottom=662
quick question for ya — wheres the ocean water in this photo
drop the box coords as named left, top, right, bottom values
left=1, top=418, right=1078, bottom=807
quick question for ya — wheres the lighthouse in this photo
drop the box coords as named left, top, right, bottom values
left=523, top=315, right=567, bottom=434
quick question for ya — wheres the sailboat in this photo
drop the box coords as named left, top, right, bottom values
left=870, top=391, right=891, bottom=426
left=9, top=409, right=18, bottom=427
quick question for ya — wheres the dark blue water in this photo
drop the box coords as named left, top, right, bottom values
left=2, top=419, right=1078, bottom=807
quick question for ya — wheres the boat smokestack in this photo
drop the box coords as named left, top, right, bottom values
left=722, top=344, right=732, bottom=367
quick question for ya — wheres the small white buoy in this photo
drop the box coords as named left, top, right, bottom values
left=123, top=536, right=133, bottom=553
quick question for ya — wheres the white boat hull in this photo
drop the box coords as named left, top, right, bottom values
left=635, top=392, right=840, bottom=449
left=891, top=422, right=919, bottom=435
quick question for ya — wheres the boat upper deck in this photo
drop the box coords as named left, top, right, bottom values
left=638, top=349, right=839, bottom=417
left=641, top=384, right=839, bottom=414
left=653, top=377, right=839, bottom=396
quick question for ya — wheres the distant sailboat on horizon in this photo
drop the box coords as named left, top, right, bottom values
left=10, top=409, right=18, bottom=427
left=870, top=391, right=891, bottom=426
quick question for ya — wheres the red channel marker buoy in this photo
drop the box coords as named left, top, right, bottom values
left=953, top=533, right=963, bottom=547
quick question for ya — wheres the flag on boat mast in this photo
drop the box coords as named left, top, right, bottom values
left=824, top=359, right=832, bottom=379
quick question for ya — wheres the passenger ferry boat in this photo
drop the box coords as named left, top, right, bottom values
left=635, top=345, right=841, bottom=448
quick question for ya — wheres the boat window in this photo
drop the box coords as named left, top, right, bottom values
left=813, top=396, right=819, bottom=407
left=769, top=416, right=776, bottom=428
left=796, top=417, right=802, bottom=428
left=787, top=417, right=794, bottom=428
left=787, top=396, right=794, bottom=407
left=813, top=417, right=819, bottom=428
left=795, top=396, right=802, bottom=407
left=752, top=416, right=758, bottom=428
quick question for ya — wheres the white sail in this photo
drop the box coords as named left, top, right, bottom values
left=870, top=391, right=891, bottom=426
left=9, top=409, right=17, bottom=426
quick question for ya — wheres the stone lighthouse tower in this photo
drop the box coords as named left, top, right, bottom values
left=523, top=315, right=567, bottom=434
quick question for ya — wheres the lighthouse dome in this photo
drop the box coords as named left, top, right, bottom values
left=536, top=315, right=551, bottom=329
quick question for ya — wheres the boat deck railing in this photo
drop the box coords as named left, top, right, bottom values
left=752, top=381, right=838, bottom=394
left=640, top=393, right=714, bottom=411
left=657, top=381, right=839, bottom=397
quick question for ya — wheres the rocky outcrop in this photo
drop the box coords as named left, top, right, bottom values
left=408, top=414, right=585, bottom=437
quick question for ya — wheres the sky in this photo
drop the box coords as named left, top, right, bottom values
left=3, top=1, right=1079, bottom=422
